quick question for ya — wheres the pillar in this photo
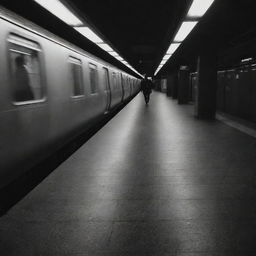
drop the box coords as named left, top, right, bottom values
left=166, top=75, right=172, bottom=97
left=161, top=78, right=167, bottom=93
left=195, top=51, right=217, bottom=119
left=171, top=72, right=178, bottom=99
left=178, top=66, right=190, bottom=104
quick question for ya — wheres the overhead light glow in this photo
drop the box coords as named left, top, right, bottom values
left=115, top=56, right=124, bottom=61
left=163, top=54, right=171, bottom=60
left=154, top=69, right=160, bottom=76
left=34, top=0, right=83, bottom=26
left=160, top=60, right=167, bottom=65
left=74, top=27, right=103, bottom=43
left=187, top=0, right=215, bottom=18
left=167, top=43, right=181, bottom=54
left=97, top=43, right=113, bottom=51
left=174, top=21, right=198, bottom=42
left=241, top=57, right=253, bottom=63
left=34, top=2, right=143, bottom=79
left=109, top=51, right=119, bottom=57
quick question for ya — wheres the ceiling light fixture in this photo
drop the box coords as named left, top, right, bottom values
left=241, top=57, right=253, bottom=63
left=154, top=0, right=215, bottom=77
left=109, top=51, right=119, bottom=57
left=34, top=0, right=143, bottom=78
left=174, top=21, right=198, bottom=42
left=97, top=43, right=114, bottom=52
left=187, top=0, right=215, bottom=18
left=74, top=27, right=103, bottom=43
left=167, top=43, right=181, bottom=54
left=163, top=54, right=172, bottom=60
left=34, top=0, right=83, bottom=26
left=115, top=56, right=124, bottom=61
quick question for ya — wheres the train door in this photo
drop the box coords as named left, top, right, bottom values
left=103, top=67, right=111, bottom=113
left=120, top=74, right=125, bottom=102
left=129, top=78, right=132, bottom=95
left=126, top=77, right=129, bottom=97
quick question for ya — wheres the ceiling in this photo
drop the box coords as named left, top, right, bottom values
left=68, top=0, right=191, bottom=74
left=1, top=0, right=256, bottom=77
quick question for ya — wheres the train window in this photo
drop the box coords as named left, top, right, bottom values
left=89, top=64, right=98, bottom=94
left=8, top=34, right=44, bottom=103
left=68, top=57, right=84, bottom=97
left=112, top=72, right=118, bottom=90
left=102, top=68, right=110, bottom=91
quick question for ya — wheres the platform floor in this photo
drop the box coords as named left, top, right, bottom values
left=1, top=92, right=256, bottom=256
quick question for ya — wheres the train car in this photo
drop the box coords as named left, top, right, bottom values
left=0, top=7, right=141, bottom=189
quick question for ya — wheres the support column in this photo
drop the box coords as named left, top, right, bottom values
left=166, top=75, right=172, bottom=97
left=161, top=77, right=167, bottom=93
left=178, top=66, right=190, bottom=104
left=195, top=51, right=217, bottom=119
left=155, top=79, right=161, bottom=91
left=171, top=72, right=178, bottom=99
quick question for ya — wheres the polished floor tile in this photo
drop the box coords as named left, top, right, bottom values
left=1, top=92, right=256, bottom=255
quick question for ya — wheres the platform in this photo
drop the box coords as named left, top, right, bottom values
left=1, top=91, right=256, bottom=256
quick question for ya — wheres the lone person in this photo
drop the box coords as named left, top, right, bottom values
left=141, top=76, right=153, bottom=104
left=14, top=55, right=34, bottom=102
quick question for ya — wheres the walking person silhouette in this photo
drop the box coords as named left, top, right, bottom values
left=140, top=76, right=153, bottom=105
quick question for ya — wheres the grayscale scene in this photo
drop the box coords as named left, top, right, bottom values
left=1, top=0, right=256, bottom=255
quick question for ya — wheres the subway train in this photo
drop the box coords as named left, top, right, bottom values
left=0, top=8, right=141, bottom=189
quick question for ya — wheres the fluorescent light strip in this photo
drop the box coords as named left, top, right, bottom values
left=187, top=0, right=215, bottom=18
left=34, top=0, right=83, bottom=26
left=115, top=56, right=124, bottom=61
left=163, top=54, right=172, bottom=60
left=97, top=43, right=113, bottom=51
left=109, top=51, right=119, bottom=57
left=34, top=1, right=142, bottom=77
left=114, top=58, right=142, bottom=77
left=167, top=43, right=181, bottom=54
left=74, top=27, right=103, bottom=43
left=154, top=22, right=198, bottom=76
left=241, top=58, right=253, bottom=62
left=174, top=21, right=198, bottom=42
left=154, top=63, right=164, bottom=76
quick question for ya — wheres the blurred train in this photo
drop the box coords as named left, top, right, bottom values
left=0, top=8, right=141, bottom=189
left=190, top=61, right=256, bottom=122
